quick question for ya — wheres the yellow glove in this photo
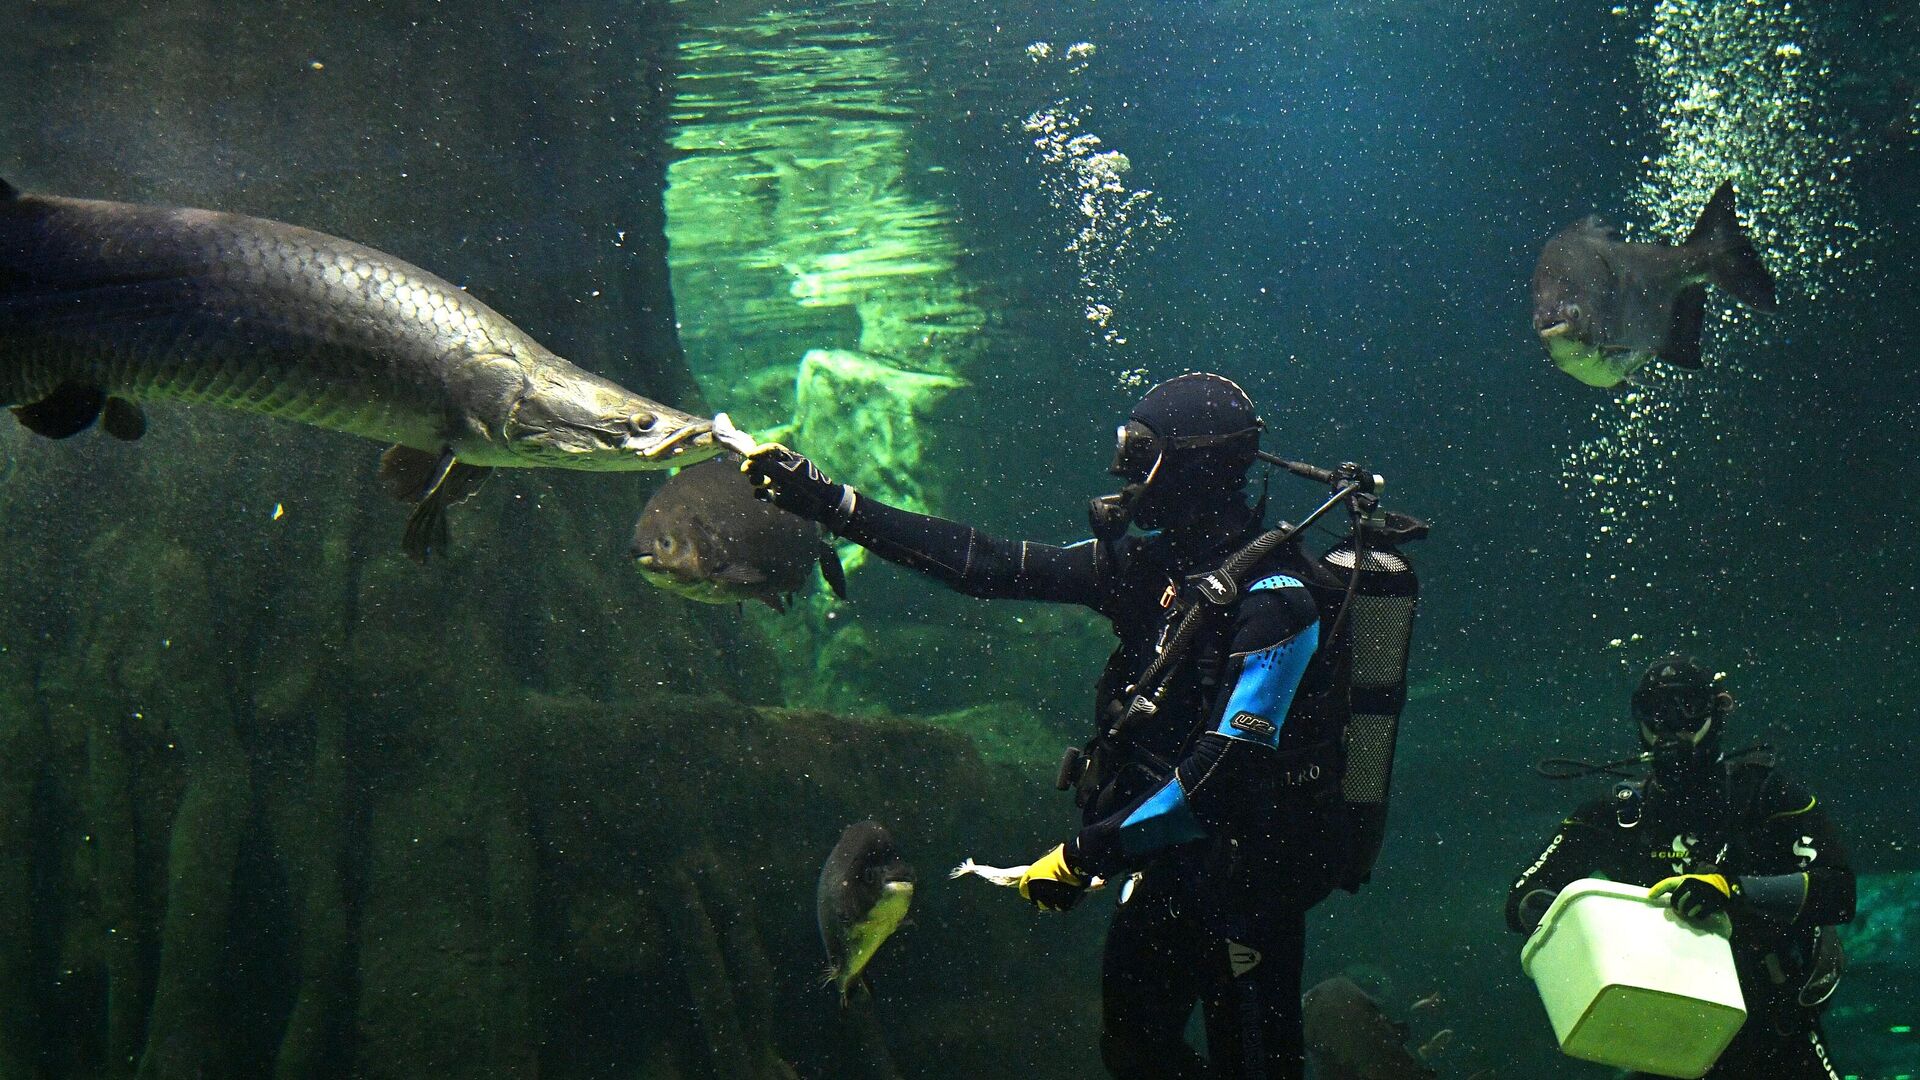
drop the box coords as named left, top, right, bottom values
left=1649, top=873, right=1741, bottom=922
left=1017, top=843, right=1089, bottom=913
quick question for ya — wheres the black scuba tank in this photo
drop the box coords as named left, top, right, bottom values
left=1319, top=511, right=1423, bottom=891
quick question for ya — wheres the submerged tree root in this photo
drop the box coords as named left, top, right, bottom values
left=0, top=671, right=48, bottom=1079
left=660, top=852, right=798, bottom=1080
left=87, top=717, right=142, bottom=1080
left=135, top=732, right=249, bottom=1080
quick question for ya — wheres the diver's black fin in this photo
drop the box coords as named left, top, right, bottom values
left=1687, top=180, right=1777, bottom=313
left=11, top=383, right=105, bottom=439
left=819, top=543, right=848, bottom=600
left=0, top=178, right=17, bottom=201
left=381, top=445, right=491, bottom=563
left=101, top=397, right=147, bottom=441
left=1660, top=285, right=1708, bottom=369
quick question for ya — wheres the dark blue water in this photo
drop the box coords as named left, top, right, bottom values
left=2, top=1, right=1916, bottom=1077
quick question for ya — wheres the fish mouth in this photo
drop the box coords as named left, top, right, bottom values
left=633, top=556, right=705, bottom=595
left=503, top=377, right=721, bottom=470
left=1537, top=321, right=1574, bottom=341
left=632, top=551, right=690, bottom=582
left=627, top=418, right=715, bottom=462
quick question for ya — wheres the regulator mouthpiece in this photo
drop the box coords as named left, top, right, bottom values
left=1089, top=484, right=1147, bottom=542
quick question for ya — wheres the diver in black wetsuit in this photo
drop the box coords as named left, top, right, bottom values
left=1507, top=656, right=1854, bottom=1080
left=745, top=373, right=1348, bottom=1080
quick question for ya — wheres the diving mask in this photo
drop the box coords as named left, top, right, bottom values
left=1090, top=423, right=1165, bottom=541
left=1636, top=681, right=1729, bottom=780
left=1091, top=418, right=1267, bottom=540
left=1109, top=419, right=1263, bottom=481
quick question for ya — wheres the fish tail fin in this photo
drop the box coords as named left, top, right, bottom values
left=1658, top=284, right=1708, bottom=370
left=1687, top=180, right=1778, bottom=313
left=818, top=542, right=848, bottom=600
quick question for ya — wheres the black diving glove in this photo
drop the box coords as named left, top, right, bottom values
left=1650, top=872, right=1742, bottom=922
left=741, top=445, right=856, bottom=526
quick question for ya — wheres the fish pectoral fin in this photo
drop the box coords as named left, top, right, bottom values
left=818, top=543, right=849, bottom=600
left=101, top=398, right=147, bottom=441
left=11, top=383, right=106, bottom=439
left=1659, top=284, right=1708, bottom=370
left=383, top=445, right=493, bottom=564
left=379, top=445, right=450, bottom=502
left=755, top=593, right=790, bottom=614
left=712, top=564, right=771, bottom=586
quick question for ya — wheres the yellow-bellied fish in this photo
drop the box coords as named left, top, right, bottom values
left=630, top=454, right=847, bottom=611
left=1530, top=180, right=1777, bottom=388
left=817, top=821, right=913, bottom=1005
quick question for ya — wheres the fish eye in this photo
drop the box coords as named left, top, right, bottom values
left=630, top=411, right=657, bottom=433
left=659, top=536, right=676, bottom=553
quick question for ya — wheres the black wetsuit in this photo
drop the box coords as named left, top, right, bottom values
left=833, top=495, right=1345, bottom=1080
left=1506, top=754, right=1854, bottom=1080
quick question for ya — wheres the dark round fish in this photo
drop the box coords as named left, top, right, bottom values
left=1303, top=976, right=1438, bottom=1080
left=630, top=454, right=848, bottom=611
left=816, top=821, right=914, bottom=1004
left=1530, top=180, right=1778, bottom=388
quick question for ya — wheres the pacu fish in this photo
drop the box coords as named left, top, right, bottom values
left=817, top=821, right=914, bottom=1005
left=1303, top=976, right=1437, bottom=1080
left=630, top=454, right=847, bottom=611
left=1530, top=180, right=1777, bottom=388
left=0, top=178, right=715, bottom=559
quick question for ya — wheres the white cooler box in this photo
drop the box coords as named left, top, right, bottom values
left=1520, top=877, right=1746, bottom=1079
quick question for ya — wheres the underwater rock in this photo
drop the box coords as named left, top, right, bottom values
left=915, top=701, right=1071, bottom=771
left=1840, top=871, right=1920, bottom=970
left=794, top=348, right=964, bottom=523
left=856, top=284, right=988, bottom=376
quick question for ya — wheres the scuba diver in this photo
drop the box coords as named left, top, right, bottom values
left=1507, top=655, right=1854, bottom=1080
left=744, top=373, right=1423, bottom=1080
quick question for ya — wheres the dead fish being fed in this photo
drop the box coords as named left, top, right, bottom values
left=818, top=821, right=914, bottom=1005
left=630, top=453, right=848, bottom=611
left=1530, top=180, right=1778, bottom=388
left=1303, top=976, right=1437, bottom=1080
left=0, top=178, right=716, bottom=559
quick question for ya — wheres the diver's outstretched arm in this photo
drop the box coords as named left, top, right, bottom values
left=834, top=496, right=1103, bottom=605
left=745, top=444, right=1102, bottom=605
